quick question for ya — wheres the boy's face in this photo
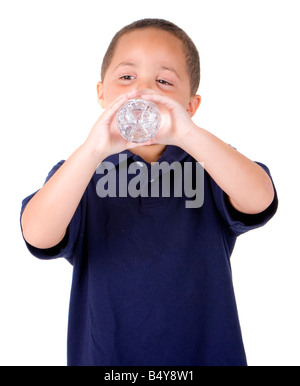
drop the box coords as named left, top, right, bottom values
left=97, top=28, right=200, bottom=114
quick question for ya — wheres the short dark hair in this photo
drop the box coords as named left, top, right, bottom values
left=101, top=18, right=200, bottom=95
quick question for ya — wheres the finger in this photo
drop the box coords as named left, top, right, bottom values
left=101, top=94, right=129, bottom=124
left=140, top=92, right=178, bottom=111
left=106, top=94, right=127, bottom=114
left=104, top=89, right=144, bottom=118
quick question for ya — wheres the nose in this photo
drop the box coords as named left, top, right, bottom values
left=135, top=77, right=154, bottom=92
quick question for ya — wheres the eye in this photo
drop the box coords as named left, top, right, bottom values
left=120, top=75, right=135, bottom=80
left=157, top=79, right=173, bottom=86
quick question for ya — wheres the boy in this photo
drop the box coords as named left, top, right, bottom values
left=20, top=19, right=278, bottom=366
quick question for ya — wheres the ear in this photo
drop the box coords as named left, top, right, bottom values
left=96, top=82, right=105, bottom=108
left=187, top=95, right=201, bottom=118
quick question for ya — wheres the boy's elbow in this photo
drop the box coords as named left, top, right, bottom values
left=262, top=176, right=275, bottom=211
left=21, top=214, right=44, bottom=249
left=251, top=176, right=275, bottom=214
left=230, top=176, right=275, bottom=215
left=21, top=211, right=66, bottom=250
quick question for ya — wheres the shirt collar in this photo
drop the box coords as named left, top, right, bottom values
left=102, top=145, right=188, bottom=168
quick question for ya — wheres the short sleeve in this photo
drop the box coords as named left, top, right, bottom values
left=210, top=162, right=278, bottom=236
left=20, top=161, right=83, bottom=265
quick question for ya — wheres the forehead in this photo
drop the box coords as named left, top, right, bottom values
left=111, top=28, right=186, bottom=67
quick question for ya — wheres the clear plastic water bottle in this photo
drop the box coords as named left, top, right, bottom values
left=117, top=98, right=161, bottom=143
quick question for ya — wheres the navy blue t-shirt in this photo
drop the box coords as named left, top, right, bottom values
left=20, top=145, right=278, bottom=366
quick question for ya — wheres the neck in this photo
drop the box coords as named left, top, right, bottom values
left=130, top=144, right=166, bottom=163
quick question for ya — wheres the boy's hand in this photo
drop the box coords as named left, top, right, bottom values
left=137, top=90, right=198, bottom=147
left=84, top=91, right=153, bottom=161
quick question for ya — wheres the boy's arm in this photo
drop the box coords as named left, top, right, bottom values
left=141, top=91, right=275, bottom=215
left=180, top=126, right=275, bottom=214
left=21, top=92, right=138, bottom=249
left=21, top=144, right=100, bottom=249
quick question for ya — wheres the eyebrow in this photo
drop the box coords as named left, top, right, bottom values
left=113, top=62, right=136, bottom=71
left=113, top=62, right=181, bottom=80
left=159, top=66, right=181, bottom=80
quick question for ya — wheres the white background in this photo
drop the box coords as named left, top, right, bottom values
left=0, top=0, right=299, bottom=366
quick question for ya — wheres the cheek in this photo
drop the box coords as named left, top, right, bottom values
left=103, top=85, right=121, bottom=107
left=169, top=85, right=191, bottom=109
left=175, top=94, right=191, bottom=111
